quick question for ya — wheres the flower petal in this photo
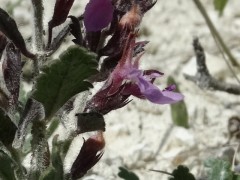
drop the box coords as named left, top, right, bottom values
left=162, top=90, right=184, bottom=103
left=136, top=76, right=184, bottom=104
left=84, top=0, right=114, bottom=32
left=70, top=132, right=105, bottom=179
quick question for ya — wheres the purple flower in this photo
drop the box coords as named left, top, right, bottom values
left=85, top=34, right=184, bottom=114
left=106, top=34, right=184, bottom=104
left=84, top=0, right=114, bottom=32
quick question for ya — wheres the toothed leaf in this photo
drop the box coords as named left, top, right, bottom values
left=32, top=46, right=98, bottom=119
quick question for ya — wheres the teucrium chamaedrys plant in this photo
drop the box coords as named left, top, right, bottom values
left=0, top=0, right=184, bottom=179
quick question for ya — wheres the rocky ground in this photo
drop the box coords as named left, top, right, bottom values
left=1, top=0, right=240, bottom=179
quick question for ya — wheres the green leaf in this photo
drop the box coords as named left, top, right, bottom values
left=39, top=166, right=57, bottom=180
left=0, top=150, right=16, bottom=180
left=233, top=174, right=240, bottom=180
left=204, top=158, right=233, bottom=180
left=46, top=117, right=59, bottom=139
left=48, top=136, right=64, bottom=180
left=0, top=108, right=17, bottom=146
left=167, top=76, right=189, bottom=128
left=32, top=46, right=98, bottom=119
left=13, top=98, right=44, bottom=149
left=40, top=135, right=73, bottom=180
left=51, top=136, right=64, bottom=173
left=170, top=165, right=195, bottom=180
left=60, top=138, right=73, bottom=159
left=22, top=134, right=32, bottom=155
left=214, top=0, right=228, bottom=16
left=40, top=135, right=74, bottom=180
left=118, top=167, right=139, bottom=180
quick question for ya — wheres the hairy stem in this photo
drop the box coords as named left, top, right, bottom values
left=31, top=0, right=44, bottom=52
left=31, top=0, right=44, bottom=75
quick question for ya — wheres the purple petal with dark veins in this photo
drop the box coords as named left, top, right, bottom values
left=84, top=0, right=114, bottom=32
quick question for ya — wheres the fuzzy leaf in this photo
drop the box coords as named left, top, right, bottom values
left=170, top=165, right=195, bottom=180
left=0, top=8, right=35, bottom=59
left=168, top=76, right=189, bottom=128
left=29, top=120, right=50, bottom=179
left=2, top=42, right=21, bottom=106
left=118, top=167, right=139, bottom=180
left=0, top=108, right=17, bottom=147
left=0, top=150, right=16, bottom=180
left=32, top=46, right=98, bottom=119
left=76, top=112, right=105, bottom=134
left=214, top=0, right=228, bottom=16
left=204, top=158, right=233, bottom=180
left=13, top=98, right=45, bottom=149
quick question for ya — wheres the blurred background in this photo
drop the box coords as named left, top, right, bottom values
left=1, top=0, right=240, bottom=179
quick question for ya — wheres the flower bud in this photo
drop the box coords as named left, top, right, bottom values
left=70, top=132, right=105, bottom=179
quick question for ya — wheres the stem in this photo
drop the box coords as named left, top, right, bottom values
left=193, top=0, right=239, bottom=67
left=149, top=169, right=173, bottom=176
left=47, top=24, right=52, bottom=49
left=31, top=0, right=44, bottom=52
left=31, top=0, right=44, bottom=75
